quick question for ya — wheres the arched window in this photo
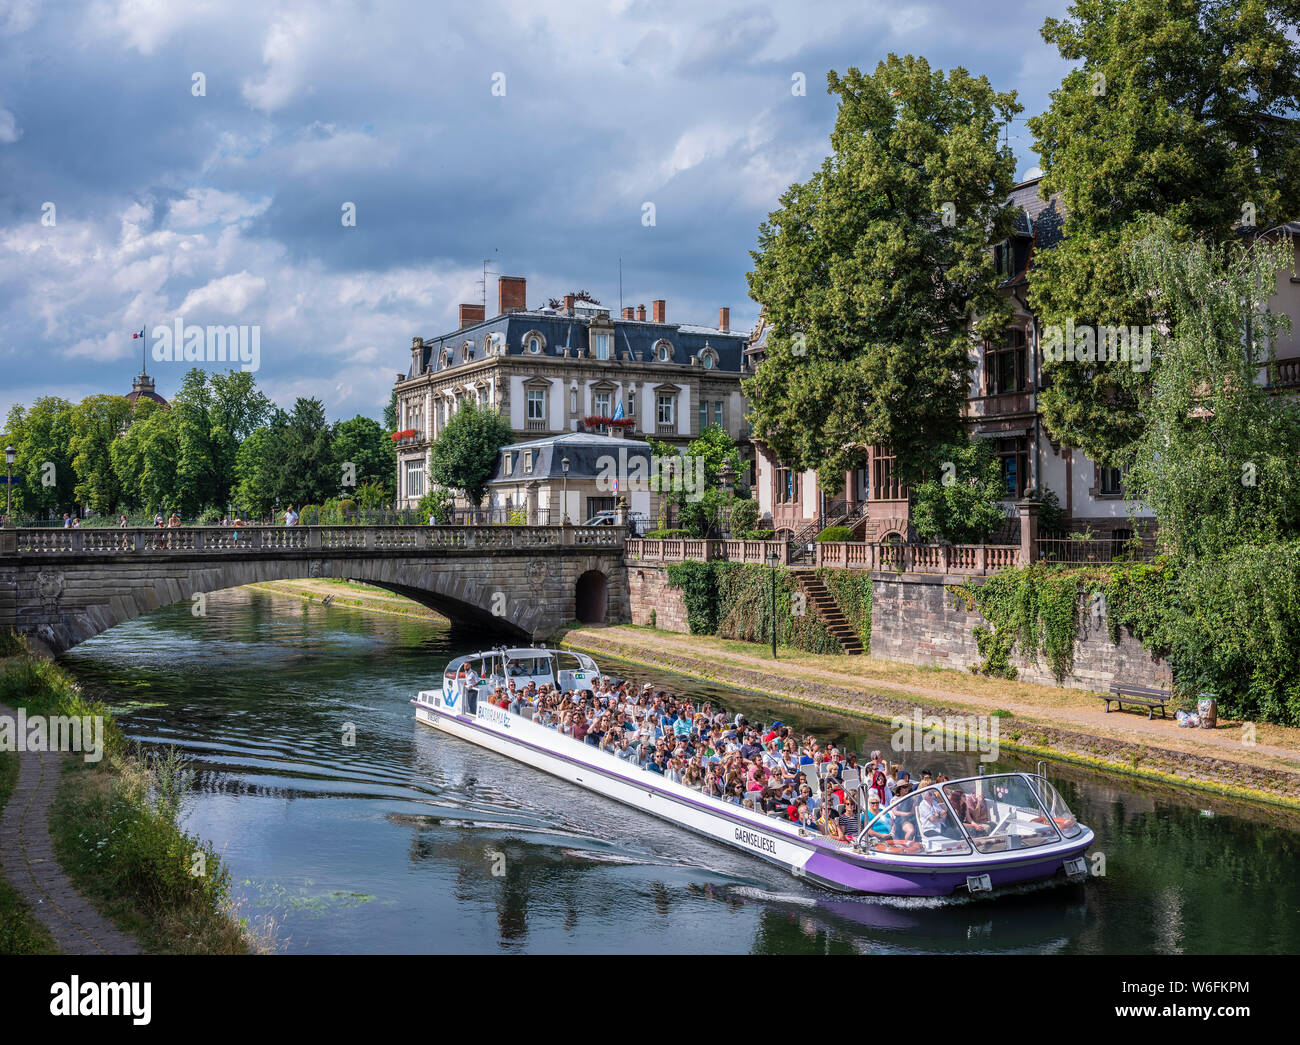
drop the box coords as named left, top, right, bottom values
left=653, top=339, right=673, bottom=363
left=522, top=330, right=546, bottom=355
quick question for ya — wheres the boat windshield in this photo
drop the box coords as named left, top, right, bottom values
left=504, top=654, right=553, bottom=678
left=1028, top=777, right=1082, bottom=839
left=861, top=787, right=972, bottom=857
left=861, top=774, right=1064, bottom=856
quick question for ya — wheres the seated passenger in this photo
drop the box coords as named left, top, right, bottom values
left=864, top=797, right=892, bottom=840
left=918, top=789, right=960, bottom=841
left=960, top=787, right=993, bottom=835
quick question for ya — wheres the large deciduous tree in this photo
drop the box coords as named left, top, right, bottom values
left=1026, top=0, right=1300, bottom=465
left=429, top=402, right=513, bottom=507
left=2, top=397, right=76, bottom=517
left=745, top=55, right=1021, bottom=490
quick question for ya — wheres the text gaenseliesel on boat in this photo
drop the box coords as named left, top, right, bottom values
left=412, top=647, right=1095, bottom=897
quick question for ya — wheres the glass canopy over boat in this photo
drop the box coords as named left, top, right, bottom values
left=859, top=773, right=1081, bottom=856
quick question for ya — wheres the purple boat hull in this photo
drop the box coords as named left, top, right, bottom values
left=803, top=835, right=1094, bottom=897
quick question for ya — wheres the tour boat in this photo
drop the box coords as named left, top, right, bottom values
left=412, top=647, right=1095, bottom=898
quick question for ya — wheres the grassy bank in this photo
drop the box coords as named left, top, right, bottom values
left=560, top=624, right=1300, bottom=813
left=0, top=641, right=260, bottom=954
left=247, top=578, right=446, bottom=622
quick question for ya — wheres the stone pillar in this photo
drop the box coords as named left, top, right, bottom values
left=525, top=481, right=540, bottom=525
left=616, top=495, right=629, bottom=532
left=1016, top=499, right=1040, bottom=566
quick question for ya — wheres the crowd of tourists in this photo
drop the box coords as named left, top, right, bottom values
left=476, top=675, right=987, bottom=846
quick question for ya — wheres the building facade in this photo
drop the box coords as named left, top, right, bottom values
left=750, top=179, right=1300, bottom=544
left=394, top=276, right=751, bottom=508
left=485, top=432, right=660, bottom=526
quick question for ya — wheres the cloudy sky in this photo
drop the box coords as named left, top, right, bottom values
left=0, top=0, right=1073, bottom=424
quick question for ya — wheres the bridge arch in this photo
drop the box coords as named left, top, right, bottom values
left=574, top=569, right=609, bottom=624
left=0, top=529, right=628, bottom=654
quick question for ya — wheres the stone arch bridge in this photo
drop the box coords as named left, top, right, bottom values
left=0, top=525, right=627, bottom=655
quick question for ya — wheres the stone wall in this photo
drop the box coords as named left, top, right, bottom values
left=627, top=565, right=690, bottom=633
left=870, top=571, right=1171, bottom=692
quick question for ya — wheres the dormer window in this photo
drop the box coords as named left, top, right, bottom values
left=522, top=330, right=546, bottom=355
left=504, top=452, right=514, bottom=475
left=594, top=333, right=610, bottom=360
left=523, top=450, right=533, bottom=474
left=654, top=339, right=673, bottom=363
left=529, top=336, right=540, bottom=353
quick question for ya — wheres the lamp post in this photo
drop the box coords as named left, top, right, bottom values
left=767, top=547, right=779, bottom=660
left=4, top=444, right=14, bottom=523
left=561, top=456, right=570, bottom=524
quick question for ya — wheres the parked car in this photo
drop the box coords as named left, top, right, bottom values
left=583, top=510, right=651, bottom=536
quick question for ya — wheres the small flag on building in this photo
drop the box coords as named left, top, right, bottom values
left=132, top=328, right=145, bottom=339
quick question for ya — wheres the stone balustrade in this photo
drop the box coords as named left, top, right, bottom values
left=625, top=538, right=791, bottom=565
left=0, top=524, right=623, bottom=558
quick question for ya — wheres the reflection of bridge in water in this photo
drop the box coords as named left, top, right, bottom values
left=0, top=525, right=627, bottom=654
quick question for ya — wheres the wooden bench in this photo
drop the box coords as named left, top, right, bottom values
left=1103, top=683, right=1171, bottom=720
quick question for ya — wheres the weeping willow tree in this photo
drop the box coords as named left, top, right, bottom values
left=1125, top=221, right=1300, bottom=557
left=1120, top=221, right=1300, bottom=724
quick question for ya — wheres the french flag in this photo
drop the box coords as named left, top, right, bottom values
left=132, top=327, right=145, bottom=339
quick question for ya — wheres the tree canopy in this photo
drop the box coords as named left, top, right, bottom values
left=429, top=401, right=513, bottom=507
left=745, top=54, right=1021, bottom=490
left=1026, top=0, right=1300, bottom=465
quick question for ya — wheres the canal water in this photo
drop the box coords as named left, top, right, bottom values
left=60, top=588, right=1300, bottom=954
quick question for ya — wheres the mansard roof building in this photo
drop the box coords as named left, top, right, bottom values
left=394, top=276, right=752, bottom=509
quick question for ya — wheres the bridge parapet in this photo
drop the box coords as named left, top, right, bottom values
left=0, top=524, right=625, bottom=559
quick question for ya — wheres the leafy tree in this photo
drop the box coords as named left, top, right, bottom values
left=383, top=389, right=398, bottom=432
left=233, top=426, right=280, bottom=518
left=910, top=436, right=1010, bottom=544
left=277, top=398, right=336, bottom=509
left=171, top=370, right=222, bottom=516
left=417, top=487, right=456, bottom=523
left=69, top=395, right=133, bottom=514
left=1026, top=0, right=1300, bottom=465
left=208, top=370, right=272, bottom=441
left=745, top=55, right=1021, bottom=489
left=332, top=415, right=396, bottom=502
left=111, top=399, right=179, bottom=514
left=1125, top=221, right=1299, bottom=557
left=429, top=402, right=513, bottom=506
left=3, top=396, right=77, bottom=517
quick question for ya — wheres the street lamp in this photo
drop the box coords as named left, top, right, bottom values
left=767, top=547, right=779, bottom=660
left=561, top=456, right=570, bottom=524
left=4, top=444, right=15, bottom=524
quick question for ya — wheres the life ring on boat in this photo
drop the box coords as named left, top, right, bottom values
left=1054, top=817, right=1075, bottom=829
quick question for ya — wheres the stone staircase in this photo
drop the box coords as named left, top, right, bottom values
left=791, top=570, right=865, bottom=654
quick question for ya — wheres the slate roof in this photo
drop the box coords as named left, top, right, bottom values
left=404, top=308, right=748, bottom=381
left=488, top=433, right=654, bottom=483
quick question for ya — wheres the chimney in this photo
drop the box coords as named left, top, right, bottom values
left=652, top=299, right=666, bottom=323
left=621, top=307, right=634, bottom=320
left=564, top=294, right=576, bottom=316
left=718, top=307, right=730, bottom=333
left=458, top=303, right=485, bottom=329
left=635, top=304, right=646, bottom=321
left=498, top=275, right=527, bottom=315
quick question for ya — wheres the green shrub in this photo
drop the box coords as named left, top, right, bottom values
left=816, top=525, right=854, bottom=542
left=727, top=497, right=760, bottom=536
left=197, top=507, right=223, bottom=525
left=646, top=528, right=692, bottom=538
left=742, top=529, right=776, bottom=540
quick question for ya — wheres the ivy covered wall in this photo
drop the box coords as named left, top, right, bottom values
left=654, top=563, right=872, bottom=656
